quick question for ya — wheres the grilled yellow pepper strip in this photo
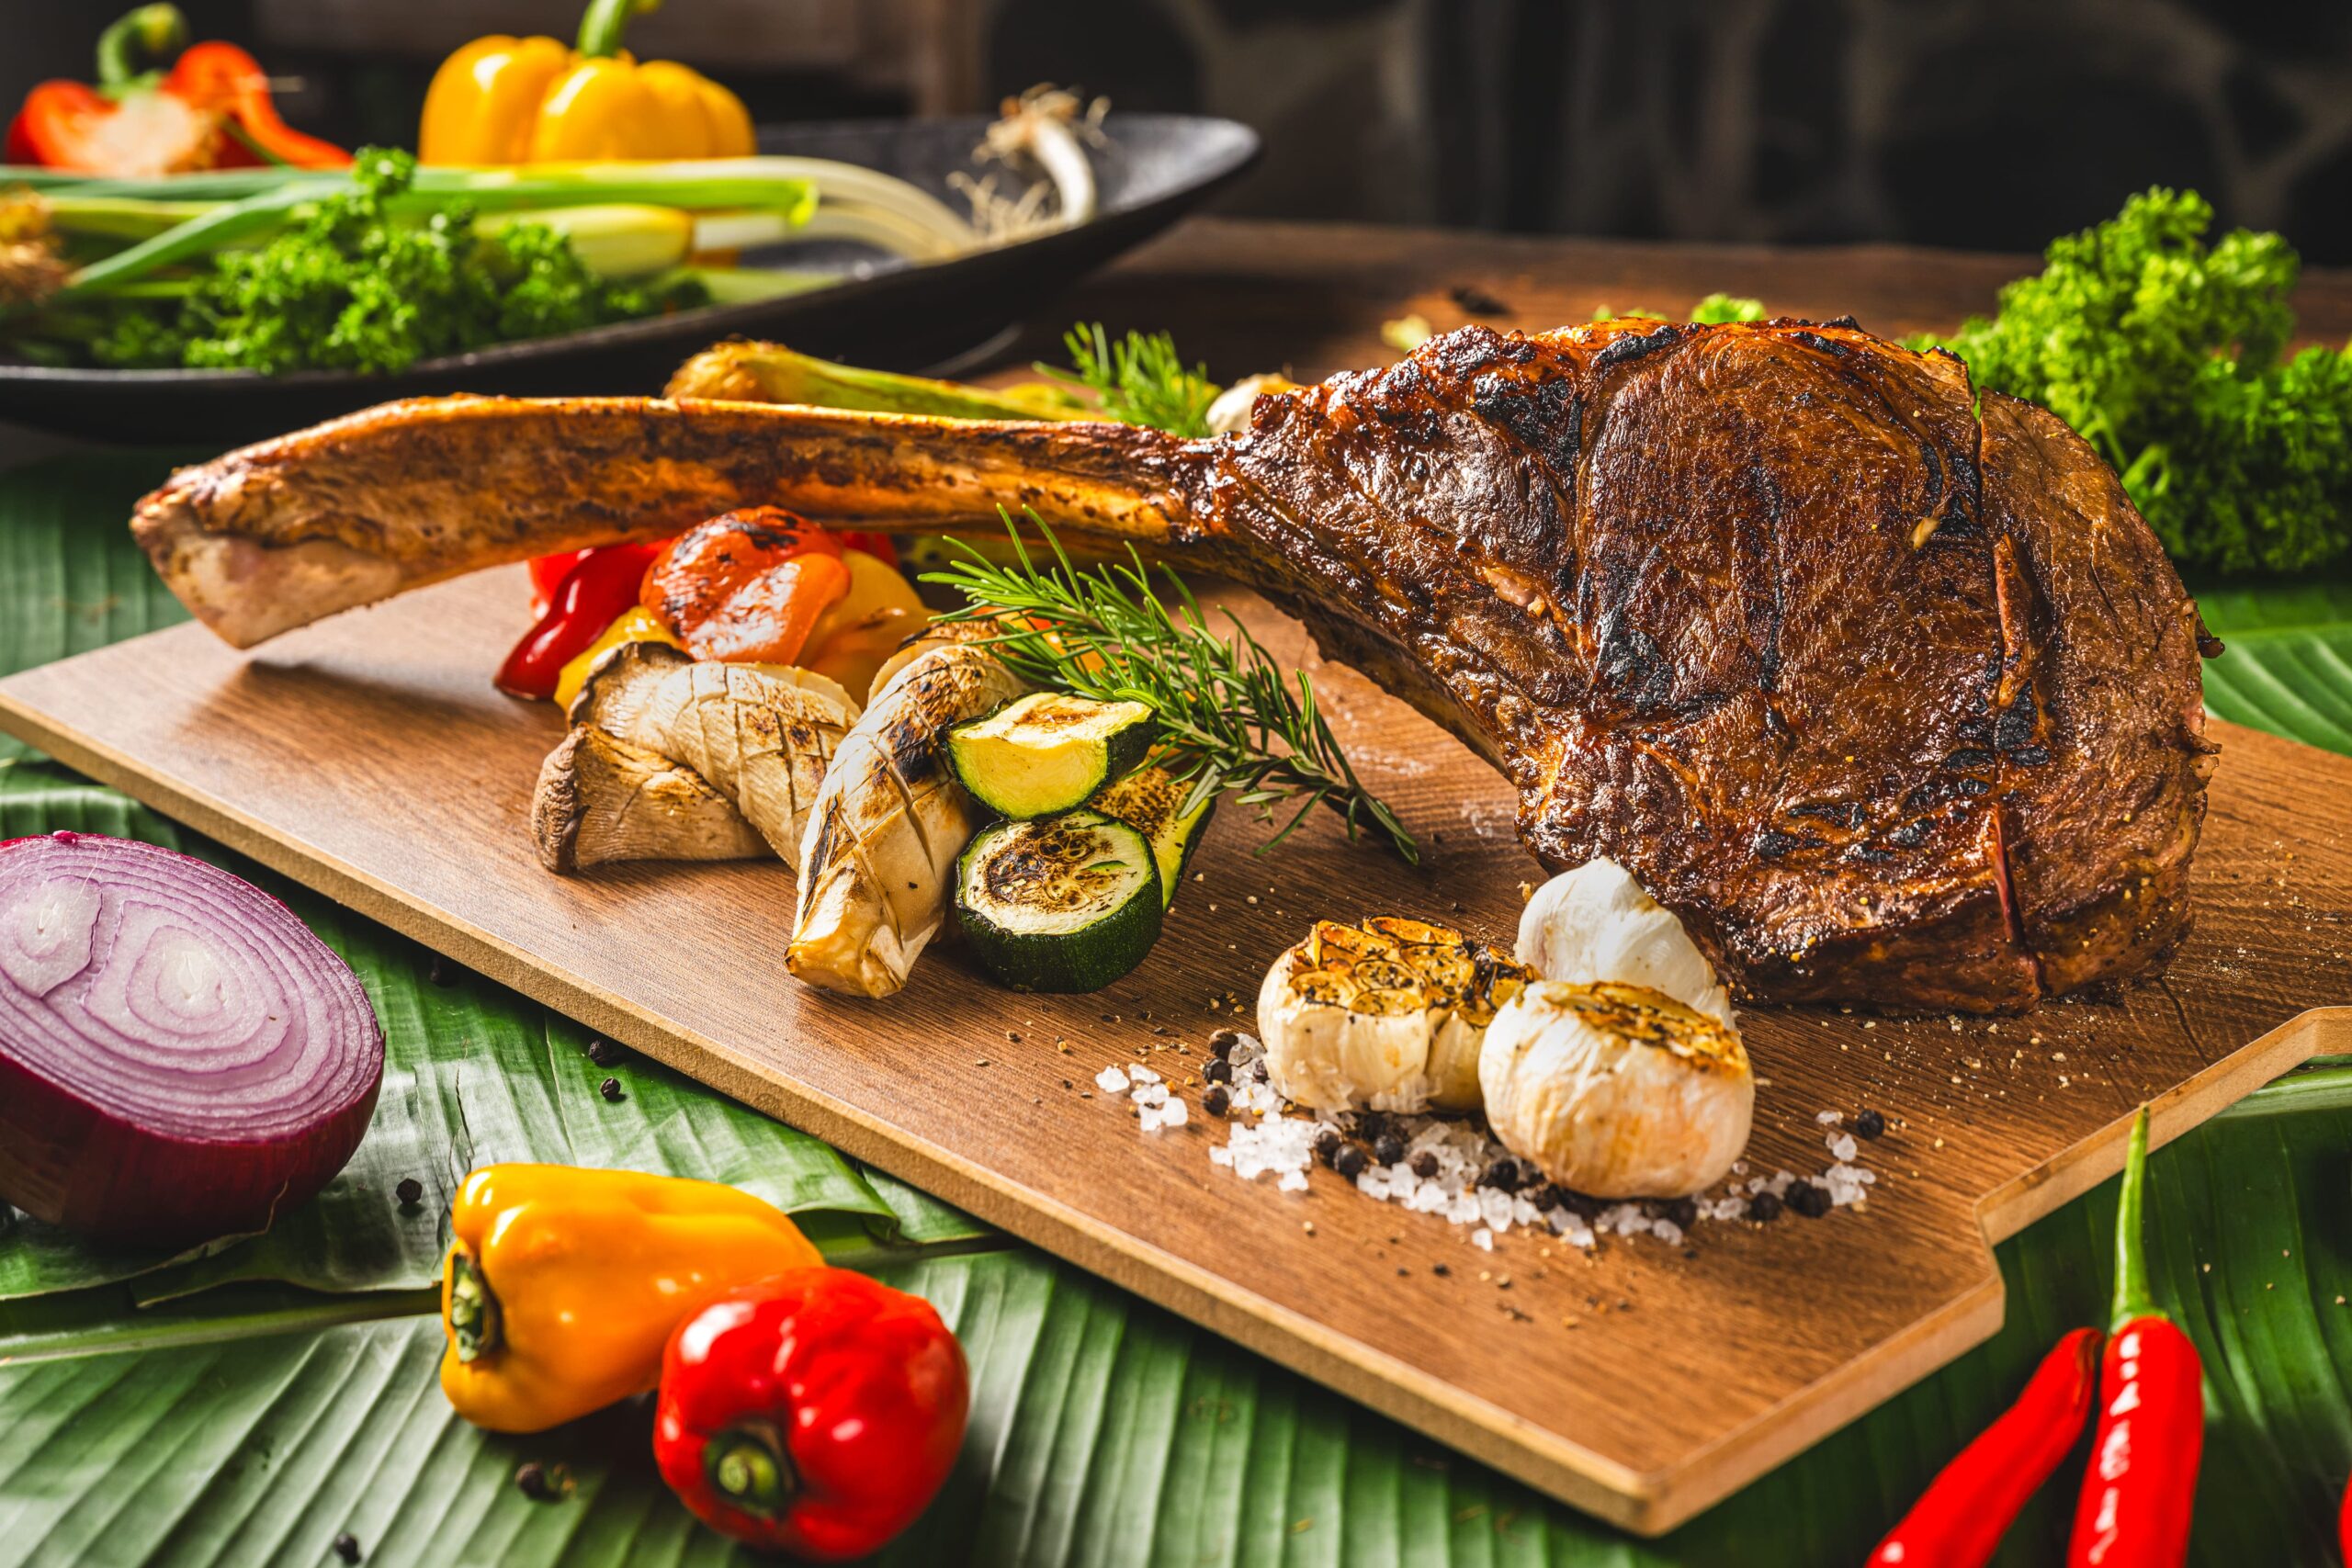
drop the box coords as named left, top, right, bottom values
left=438, top=1164, right=821, bottom=1433
left=419, top=0, right=753, bottom=166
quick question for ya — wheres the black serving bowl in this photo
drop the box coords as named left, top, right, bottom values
left=0, top=112, right=1259, bottom=444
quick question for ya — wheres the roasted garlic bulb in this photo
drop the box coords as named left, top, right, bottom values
left=1478, top=980, right=1753, bottom=1199
left=1516, top=858, right=1733, bottom=1026
left=1256, top=917, right=1534, bottom=1112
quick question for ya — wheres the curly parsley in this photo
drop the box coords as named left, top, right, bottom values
left=86, top=148, right=699, bottom=375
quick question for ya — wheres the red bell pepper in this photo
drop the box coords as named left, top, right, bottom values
left=1869, top=1326, right=2102, bottom=1567
left=642, top=508, right=851, bottom=667
left=836, top=530, right=898, bottom=568
left=654, top=1267, right=968, bottom=1560
left=2066, top=1107, right=2204, bottom=1567
left=6, top=5, right=346, bottom=176
left=495, top=542, right=665, bottom=701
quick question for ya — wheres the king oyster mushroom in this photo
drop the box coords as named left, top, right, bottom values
left=1255, top=917, right=1536, bottom=1112
left=531, top=727, right=767, bottom=874
left=551, top=642, right=862, bottom=871
left=1478, top=980, right=1753, bottom=1199
left=1516, top=857, right=1733, bottom=1026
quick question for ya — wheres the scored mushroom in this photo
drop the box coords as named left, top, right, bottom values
left=530, top=726, right=767, bottom=874
left=564, top=641, right=861, bottom=870
left=1478, top=980, right=1754, bottom=1200
left=1256, top=917, right=1535, bottom=1112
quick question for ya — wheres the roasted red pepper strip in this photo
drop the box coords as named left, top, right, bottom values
left=642, top=508, right=850, bottom=666
left=1870, top=1326, right=2102, bottom=1567
left=835, top=530, right=898, bottom=568
left=2067, top=1107, right=2204, bottom=1567
left=527, top=548, right=596, bottom=618
left=654, top=1267, right=968, bottom=1561
left=495, top=542, right=664, bottom=700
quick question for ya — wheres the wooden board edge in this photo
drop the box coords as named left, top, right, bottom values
left=6, top=683, right=2336, bottom=1538
left=1973, top=1006, right=2340, bottom=1242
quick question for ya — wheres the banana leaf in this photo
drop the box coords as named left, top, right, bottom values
left=2192, top=573, right=2352, bottom=755
left=0, top=1080, right=2347, bottom=1567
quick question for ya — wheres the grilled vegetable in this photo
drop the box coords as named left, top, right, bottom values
left=954, top=812, right=1163, bottom=993
left=1091, top=762, right=1214, bottom=906
left=787, top=632, right=1027, bottom=998
left=1479, top=980, right=1753, bottom=1199
left=1255, top=918, right=1535, bottom=1112
left=561, top=642, right=860, bottom=871
left=1516, top=857, right=1733, bottom=1026
left=530, top=723, right=766, bottom=873
left=946, top=692, right=1158, bottom=819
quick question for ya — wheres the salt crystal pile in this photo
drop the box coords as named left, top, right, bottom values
left=1095, top=1066, right=1129, bottom=1095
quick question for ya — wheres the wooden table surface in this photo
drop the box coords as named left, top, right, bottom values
left=992, top=216, right=2352, bottom=387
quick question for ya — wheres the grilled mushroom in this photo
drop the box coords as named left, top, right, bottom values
left=531, top=726, right=767, bottom=873
left=569, top=642, right=861, bottom=870
left=1255, top=917, right=1535, bottom=1112
left=1478, top=980, right=1753, bottom=1199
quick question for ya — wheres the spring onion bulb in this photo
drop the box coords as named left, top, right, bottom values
left=0, top=831, right=383, bottom=1247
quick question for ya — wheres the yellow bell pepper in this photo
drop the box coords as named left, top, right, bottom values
left=552, top=604, right=681, bottom=711
left=438, top=1163, right=821, bottom=1433
left=418, top=0, right=753, bottom=166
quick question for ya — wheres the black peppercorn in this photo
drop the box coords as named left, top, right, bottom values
left=1430, top=1262, right=1450, bottom=1277
left=1355, top=1111, right=1392, bottom=1143
left=1748, top=1190, right=1783, bottom=1223
left=394, top=1177, right=424, bottom=1207
left=598, top=1077, right=623, bottom=1102
left=1478, top=1157, right=1524, bottom=1192
left=1853, top=1109, right=1887, bottom=1140
left=332, top=1532, right=362, bottom=1563
left=1529, top=1184, right=1562, bottom=1212
left=1334, top=1145, right=1367, bottom=1179
left=1558, top=1189, right=1600, bottom=1220
left=1209, top=1028, right=1240, bottom=1057
left=1409, top=1150, right=1440, bottom=1179
left=585, top=1038, right=625, bottom=1067
left=1786, top=1180, right=1830, bottom=1219
left=1663, top=1196, right=1699, bottom=1230
left=1312, top=1126, right=1341, bottom=1166
left=514, top=1461, right=550, bottom=1500
left=1203, top=1057, right=1233, bottom=1085
left=1373, top=1134, right=1405, bottom=1167
left=1203, top=1084, right=1231, bottom=1116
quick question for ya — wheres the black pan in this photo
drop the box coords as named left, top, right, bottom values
left=0, top=113, right=1259, bottom=444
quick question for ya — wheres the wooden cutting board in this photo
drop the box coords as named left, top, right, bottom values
left=3, top=570, right=2346, bottom=1534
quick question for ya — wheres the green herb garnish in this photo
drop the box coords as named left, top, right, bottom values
left=926, top=515, right=1417, bottom=864
left=68, top=148, right=700, bottom=375
left=1928, top=187, right=2350, bottom=576
left=1042, top=321, right=1219, bottom=437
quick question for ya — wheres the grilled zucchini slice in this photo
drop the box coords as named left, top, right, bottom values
left=1091, top=763, right=1216, bottom=908
left=955, top=811, right=1163, bottom=992
left=946, top=693, right=1159, bottom=819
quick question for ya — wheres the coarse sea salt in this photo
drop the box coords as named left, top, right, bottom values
left=1095, top=1066, right=1129, bottom=1095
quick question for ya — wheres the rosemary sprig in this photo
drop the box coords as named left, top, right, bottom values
left=1038, top=321, right=1219, bottom=437
left=924, top=517, right=1418, bottom=864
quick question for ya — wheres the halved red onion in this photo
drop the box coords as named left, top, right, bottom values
left=0, top=830, right=383, bottom=1247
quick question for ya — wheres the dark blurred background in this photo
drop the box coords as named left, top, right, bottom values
left=8, top=0, right=2352, bottom=263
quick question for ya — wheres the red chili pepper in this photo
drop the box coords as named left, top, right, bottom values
left=494, top=542, right=664, bottom=700
left=835, top=530, right=898, bottom=568
left=653, top=1267, right=968, bottom=1561
left=2339, top=1471, right=2351, bottom=1564
left=6, top=6, right=345, bottom=175
left=527, top=548, right=596, bottom=618
left=2066, top=1107, right=2203, bottom=1568
left=1869, top=1326, right=2102, bottom=1567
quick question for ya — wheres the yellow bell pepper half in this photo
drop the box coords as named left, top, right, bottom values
left=552, top=605, right=681, bottom=711
left=438, top=1163, right=823, bottom=1433
left=419, top=0, right=753, bottom=166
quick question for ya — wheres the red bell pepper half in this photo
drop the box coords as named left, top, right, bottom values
left=495, top=541, right=665, bottom=701
left=654, top=1267, right=969, bottom=1560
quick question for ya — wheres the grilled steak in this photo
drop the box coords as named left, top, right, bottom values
left=130, top=320, right=2217, bottom=1011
